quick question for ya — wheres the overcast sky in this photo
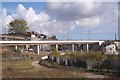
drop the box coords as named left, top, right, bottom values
left=1, top=1, right=119, bottom=40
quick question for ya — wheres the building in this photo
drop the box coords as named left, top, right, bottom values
left=105, top=44, right=118, bottom=55
left=101, top=41, right=120, bottom=55
left=26, top=31, right=40, bottom=41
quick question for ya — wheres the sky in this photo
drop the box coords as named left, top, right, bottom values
left=1, top=1, right=119, bottom=40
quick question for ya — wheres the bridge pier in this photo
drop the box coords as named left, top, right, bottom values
left=87, top=44, right=89, bottom=52
left=15, top=45, right=18, bottom=50
left=72, top=44, right=75, bottom=52
left=56, top=44, right=58, bottom=52
left=26, top=45, right=29, bottom=50
left=37, top=45, right=40, bottom=55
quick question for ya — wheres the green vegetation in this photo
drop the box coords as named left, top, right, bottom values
left=50, top=48, right=61, bottom=57
left=2, top=47, right=120, bottom=78
left=83, top=51, right=105, bottom=60
left=39, top=60, right=59, bottom=68
left=50, top=51, right=120, bottom=76
left=50, top=50, right=105, bottom=59
left=8, top=19, right=29, bottom=35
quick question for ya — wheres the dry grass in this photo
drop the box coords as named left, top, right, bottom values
left=2, top=60, right=35, bottom=78
left=2, top=60, right=107, bottom=78
left=3, top=60, right=83, bottom=78
left=1, top=48, right=13, bottom=55
left=2, top=47, right=107, bottom=78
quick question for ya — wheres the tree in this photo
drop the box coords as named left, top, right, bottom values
left=83, top=51, right=107, bottom=69
left=49, top=35, right=57, bottom=40
left=8, top=19, right=29, bottom=35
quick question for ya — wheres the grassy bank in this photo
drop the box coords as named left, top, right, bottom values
left=2, top=60, right=41, bottom=78
left=2, top=48, right=118, bottom=78
left=2, top=60, right=90, bottom=78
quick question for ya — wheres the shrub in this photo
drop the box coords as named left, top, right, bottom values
left=50, top=48, right=61, bottom=57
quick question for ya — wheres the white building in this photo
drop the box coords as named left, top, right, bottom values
left=105, top=44, right=118, bottom=55
left=26, top=32, right=40, bottom=41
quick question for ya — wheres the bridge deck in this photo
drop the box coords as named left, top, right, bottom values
left=0, top=40, right=104, bottom=45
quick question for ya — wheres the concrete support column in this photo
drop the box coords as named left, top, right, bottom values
left=56, top=44, right=58, bottom=52
left=39, top=44, right=42, bottom=51
left=87, top=44, right=89, bottom=52
left=26, top=45, right=29, bottom=50
left=15, top=45, right=18, bottom=50
left=80, top=44, right=83, bottom=53
left=72, top=44, right=75, bottom=52
left=37, top=45, right=40, bottom=55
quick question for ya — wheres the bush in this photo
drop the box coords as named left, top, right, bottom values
left=50, top=48, right=61, bottom=57
left=4, top=66, right=14, bottom=72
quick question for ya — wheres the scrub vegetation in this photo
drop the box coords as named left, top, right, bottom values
left=2, top=47, right=120, bottom=78
left=49, top=50, right=120, bottom=77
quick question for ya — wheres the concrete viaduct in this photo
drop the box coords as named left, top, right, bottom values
left=0, top=40, right=104, bottom=55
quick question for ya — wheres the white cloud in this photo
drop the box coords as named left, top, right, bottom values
left=2, top=2, right=117, bottom=36
left=43, top=20, right=76, bottom=35
left=2, top=4, right=76, bottom=35
left=45, top=0, right=119, bottom=2
left=75, top=17, right=101, bottom=27
left=11, top=4, right=50, bottom=35
left=45, top=2, right=115, bottom=28
left=46, top=2, right=110, bottom=21
left=2, top=9, right=13, bottom=34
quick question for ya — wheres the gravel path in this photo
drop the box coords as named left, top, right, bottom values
left=31, top=61, right=48, bottom=70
